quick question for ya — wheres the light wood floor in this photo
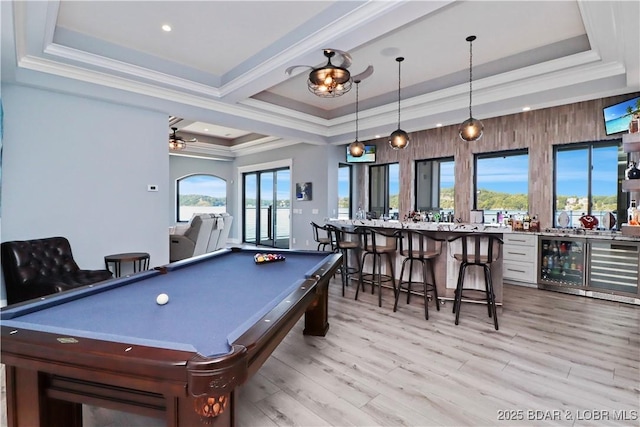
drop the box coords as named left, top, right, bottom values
left=2, top=279, right=639, bottom=426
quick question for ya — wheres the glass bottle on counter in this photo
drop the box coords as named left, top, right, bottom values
left=629, top=199, right=637, bottom=224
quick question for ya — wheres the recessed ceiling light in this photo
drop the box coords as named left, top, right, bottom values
left=375, top=134, right=381, bottom=138
left=436, top=123, right=443, bottom=127
left=204, top=128, right=209, bottom=132
left=522, top=106, right=531, bottom=111
left=162, top=24, right=172, bottom=32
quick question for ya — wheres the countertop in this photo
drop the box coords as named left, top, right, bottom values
left=326, top=219, right=640, bottom=242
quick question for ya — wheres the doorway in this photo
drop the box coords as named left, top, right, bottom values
left=243, top=168, right=290, bottom=248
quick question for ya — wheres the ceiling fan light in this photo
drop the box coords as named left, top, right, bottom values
left=169, top=139, right=186, bottom=150
left=307, top=50, right=352, bottom=98
left=459, top=117, right=484, bottom=142
left=308, top=79, right=352, bottom=97
left=389, top=129, right=409, bottom=149
left=169, top=126, right=187, bottom=150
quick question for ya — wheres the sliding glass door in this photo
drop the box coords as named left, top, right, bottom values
left=243, top=168, right=290, bottom=248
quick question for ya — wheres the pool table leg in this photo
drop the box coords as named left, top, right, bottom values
left=5, top=366, right=82, bottom=427
left=303, top=280, right=330, bottom=336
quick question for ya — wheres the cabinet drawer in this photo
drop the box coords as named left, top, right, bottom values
left=502, top=244, right=536, bottom=262
left=504, top=260, right=536, bottom=283
left=503, top=233, right=537, bottom=246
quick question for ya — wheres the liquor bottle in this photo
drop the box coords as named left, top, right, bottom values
left=629, top=200, right=637, bottom=223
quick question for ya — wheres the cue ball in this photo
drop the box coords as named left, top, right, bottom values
left=156, top=293, right=169, bottom=305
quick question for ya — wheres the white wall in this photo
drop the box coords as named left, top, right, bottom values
left=1, top=85, right=170, bottom=286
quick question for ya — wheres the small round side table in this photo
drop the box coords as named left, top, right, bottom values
left=104, top=252, right=150, bottom=278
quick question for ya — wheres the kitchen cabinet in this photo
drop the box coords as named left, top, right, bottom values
left=503, top=233, right=538, bottom=285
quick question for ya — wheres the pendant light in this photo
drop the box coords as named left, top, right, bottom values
left=348, top=79, right=365, bottom=157
left=459, top=35, right=484, bottom=142
left=389, top=57, right=409, bottom=150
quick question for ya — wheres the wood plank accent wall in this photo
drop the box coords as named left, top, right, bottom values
left=356, top=93, right=639, bottom=229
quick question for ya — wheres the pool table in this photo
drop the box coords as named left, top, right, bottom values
left=1, top=247, right=342, bottom=427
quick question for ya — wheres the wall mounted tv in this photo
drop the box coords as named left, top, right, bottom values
left=603, top=96, right=640, bottom=135
left=346, top=145, right=376, bottom=163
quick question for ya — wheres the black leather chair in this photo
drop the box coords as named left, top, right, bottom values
left=1, top=237, right=113, bottom=305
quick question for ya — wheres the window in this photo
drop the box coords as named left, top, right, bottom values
left=369, top=163, right=399, bottom=219
left=475, top=150, right=529, bottom=224
left=554, top=142, right=622, bottom=228
left=338, top=164, right=352, bottom=219
left=176, top=174, right=227, bottom=222
left=415, top=157, right=455, bottom=214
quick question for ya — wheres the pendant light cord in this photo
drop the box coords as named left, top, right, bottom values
left=468, top=37, right=474, bottom=118
left=355, top=82, right=359, bottom=139
left=397, top=58, right=402, bottom=128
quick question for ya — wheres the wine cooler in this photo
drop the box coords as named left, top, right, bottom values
left=539, top=237, right=586, bottom=287
left=539, top=235, right=640, bottom=304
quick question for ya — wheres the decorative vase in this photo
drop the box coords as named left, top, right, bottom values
left=628, top=162, right=640, bottom=180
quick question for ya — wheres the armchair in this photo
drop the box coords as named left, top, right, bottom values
left=169, top=214, right=215, bottom=262
left=1, top=236, right=113, bottom=305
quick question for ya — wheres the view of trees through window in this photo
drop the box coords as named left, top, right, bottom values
left=176, top=174, right=227, bottom=222
left=475, top=150, right=529, bottom=223
left=554, top=143, right=620, bottom=227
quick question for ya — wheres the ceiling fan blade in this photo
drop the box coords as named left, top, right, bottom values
left=331, top=49, right=352, bottom=69
left=285, top=65, right=312, bottom=75
left=352, top=65, right=374, bottom=82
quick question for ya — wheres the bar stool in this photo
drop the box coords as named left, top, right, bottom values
left=310, top=221, right=332, bottom=251
left=393, top=229, right=443, bottom=320
left=325, top=224, right=363, bottom=296
left=356, top=226, right=398, bottom=307
left=448, top=233, right=503, bottom=330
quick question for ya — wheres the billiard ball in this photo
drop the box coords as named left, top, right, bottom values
left=156, top=293, right=169, bottom=305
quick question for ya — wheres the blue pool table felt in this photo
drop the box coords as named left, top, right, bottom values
left=2, top=250, right=329, bottom=357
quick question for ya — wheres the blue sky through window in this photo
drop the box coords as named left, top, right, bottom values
left=476, top=154, right=528, bottom=194
left=180, top=175, right=226, bottom=197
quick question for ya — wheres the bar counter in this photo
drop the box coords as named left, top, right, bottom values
left=326, top=219, right=508, bottom=305
left=327, top=219, right=640, bottom=306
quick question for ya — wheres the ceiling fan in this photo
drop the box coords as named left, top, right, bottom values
left=285, top=48, right=374, bottom=98
left=169, top=127, right=197, bottom=150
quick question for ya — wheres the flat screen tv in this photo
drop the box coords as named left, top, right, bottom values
left=346, top=144, right=376, bottom=163
left=603, top=96, right=640, bottom=135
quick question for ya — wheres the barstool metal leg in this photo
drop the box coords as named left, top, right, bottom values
left=428, top=259, right=440, bottom=311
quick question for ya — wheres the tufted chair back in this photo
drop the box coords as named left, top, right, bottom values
left=1, top=236, right=113, bottom=305
left=3, top=237, right=80, bottom=285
